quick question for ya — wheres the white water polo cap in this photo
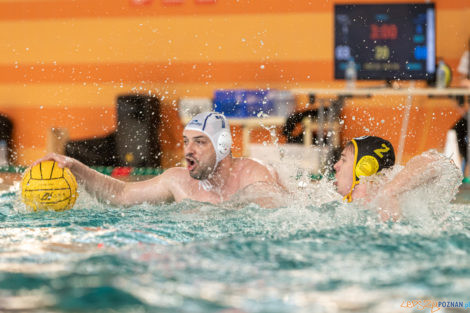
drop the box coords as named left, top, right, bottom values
left=184, top=112, right=232, bottom=167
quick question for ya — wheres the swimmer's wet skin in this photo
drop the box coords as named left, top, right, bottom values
left=333, top=136, right=395, bottom=203
left=343, top=136, right=395, bottom=202
left=333, top=136, right=462, bottom=221
left=31, top=111, right=287, bottom=208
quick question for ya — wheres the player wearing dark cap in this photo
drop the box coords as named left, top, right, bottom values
left=334, top=135, right=462, bottom=221
left=334, top=136, right=395, bottom=202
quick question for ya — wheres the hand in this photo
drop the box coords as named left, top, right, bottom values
left=32, top=153, right=75, bottom=169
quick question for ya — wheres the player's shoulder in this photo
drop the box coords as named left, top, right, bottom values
left=235, top=158, right=276, bottom=185
left=158, top=167, right=192, bottom=183
left=237, top=157, right=270, bottom=171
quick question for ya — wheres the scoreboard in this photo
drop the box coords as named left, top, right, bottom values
left=334, top=3, right=436, bottom=81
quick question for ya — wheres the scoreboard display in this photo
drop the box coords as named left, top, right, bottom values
left=334, top=3, right=436, bottom=81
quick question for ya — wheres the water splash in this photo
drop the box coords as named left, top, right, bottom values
left=1, top=153, right=469, bottom=312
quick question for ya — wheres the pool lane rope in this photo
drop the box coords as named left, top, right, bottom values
left=3, top=165, right=469, bottom=183
left=0, top=165, right=164, bottom=177
left=0, top=165, right=328, bottom=181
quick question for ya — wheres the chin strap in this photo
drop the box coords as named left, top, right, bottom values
left=199, top=179, right=213, bottom=191
left=343, top=139, right=360, bottom=203
left=343, top=180, right=359, bottom=203
left=199, top=155, right=230, bottom=192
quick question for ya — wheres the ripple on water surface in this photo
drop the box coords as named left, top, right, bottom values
left=1, top=172, right=470, bottom=313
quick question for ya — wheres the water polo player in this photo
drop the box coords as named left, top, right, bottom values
left=334, top=135, right=462, bottom=221
left=334, top=136, right=395, bottom=202
left=33, top=112, right=286, bottom=207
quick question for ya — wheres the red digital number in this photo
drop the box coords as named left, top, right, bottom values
left=370, top=24, right=398, bottom=40
left=370, top=24, right=380, bottom=40
left=383, top=24, right=397, bottom=40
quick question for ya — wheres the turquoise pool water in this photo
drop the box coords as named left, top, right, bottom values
left=1, top=177, right=470, bottom=313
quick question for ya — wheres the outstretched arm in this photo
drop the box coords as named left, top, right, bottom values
left=33, top=153, right=174, bottom=206
left=375, top=152, right=452, bottom=221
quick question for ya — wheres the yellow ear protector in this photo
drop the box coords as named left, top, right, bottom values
left=343, top=137, right=394, bottom=202
left=355, top=155, right=380, bottom=177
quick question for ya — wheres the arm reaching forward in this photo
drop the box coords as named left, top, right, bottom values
left=34, top=153, right=174, bottom=206
left=374, top=150, right=462, bottom=221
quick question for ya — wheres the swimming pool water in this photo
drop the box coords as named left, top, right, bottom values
left=1, top=180, right=470, bottom=313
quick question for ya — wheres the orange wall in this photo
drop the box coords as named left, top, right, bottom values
left=0, top=0, right=468, bottom=166
left=341, top=96, right=461, bottom=162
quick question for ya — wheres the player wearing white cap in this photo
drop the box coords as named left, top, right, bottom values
left=35, top=112, right=286, bottom=207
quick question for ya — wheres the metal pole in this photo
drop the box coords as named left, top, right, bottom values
left=396, top=84, right=415, bottom=164
left=317, top=98, right=325, bottom=146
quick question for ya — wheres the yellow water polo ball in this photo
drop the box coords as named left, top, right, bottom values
left=21, top=160, right=78, bottom=211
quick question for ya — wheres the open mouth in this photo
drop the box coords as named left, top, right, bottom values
left=186, top=157, right=197, bottom=172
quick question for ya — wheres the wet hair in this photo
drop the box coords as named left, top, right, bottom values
left=343, top=141, right=354, bottom=154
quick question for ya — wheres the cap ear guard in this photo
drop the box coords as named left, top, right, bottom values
left=343, top=136, right=395, bottom=202
left=344, top=154, right=379, bottom=203
left=355, top=155, right=379, bottom=178
left=217, top=130, right=232, bottom=155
